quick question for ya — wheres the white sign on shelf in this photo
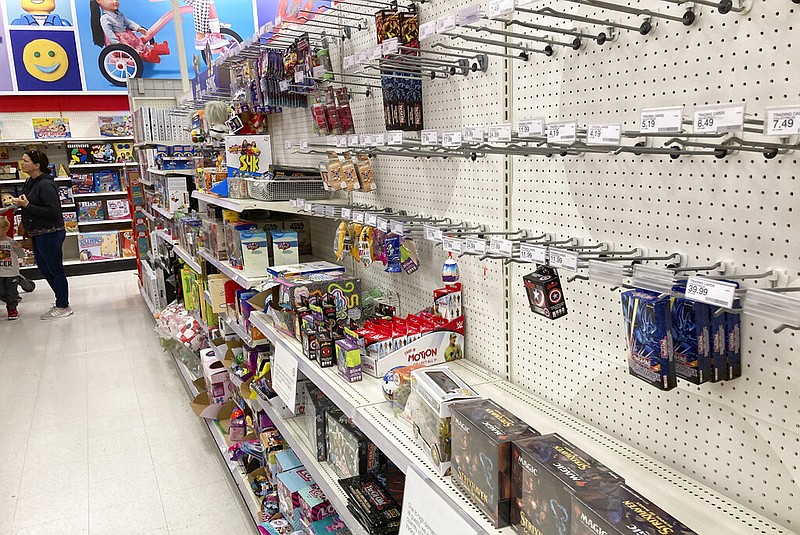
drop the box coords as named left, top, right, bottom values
left=365, top=213, right=378, bottom=227
left=457, top=4, right=482, bottom=26
left=443, top=237, right=463, bottom=254
left=586, top=124, right=622, bottom=146
left=489, top=0, right=515, bottom=18
left=375, top=134, right=386, bottom=146
left=518, top=118, right=545, bottom=138
left=693, top=104, right=746, bottom=134
left=463, top=126, right=484, bottom=143
left=464, top=238, right=487, bottom=254
left=272, top=344, right=298, bottom=412
left=304, top=201, right=313, bottom=212
left=421, top=130, right=439, bottom=146
left=436, top=15, right=457, bottom=33
left=424, top=225, right=443, bottom=242
left=376, top=217, right=389, bottom=232
left=488, top=124, right=513, bottom=142
left=547, top=121, right=577, bottom=144
left=441, top=132, right=463, bottom=148
left=341, top=208, right=352, bottom=220
left=685, top=277, right=737, bottom=309
left=390, top=220, right=405, bottom=235
left=765, top=106, right=800, bottom=136
left=640, top=106, right=685, bottom=134
left=399, top=466, right=482, bottom=535
left=420, top=21, right=438, bottom=41
left=336, top=136, right=348, bottom=148
left=348, top=134, right=360, bottom=147
left=352, top=211, right=365, bottom=224
left=547, top=248, right=579, bottom=272
left=387, top=131, right=404, bottom=146
left=519, top=243, right=547, bottom=264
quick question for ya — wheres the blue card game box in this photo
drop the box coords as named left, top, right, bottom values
left=670, top=293, right=711, bottom=385
left=709, top=306, right=726, bottom=382
left=571, top=485, right=697, bottom=535
left=511, top=434, right=623, bottom=535
left=450, top=399, right=541, bottom=528
left=621, top=290, right=676, bottom=391
left=726, top=301, right=741, bottom=379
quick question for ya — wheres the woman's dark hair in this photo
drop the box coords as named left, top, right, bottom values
left=90, top=0, right=105, bottom=47
left=24, top=150, right=50, bottom=173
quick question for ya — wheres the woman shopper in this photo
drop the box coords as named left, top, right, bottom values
left=12, top=150, right=72, bottom=319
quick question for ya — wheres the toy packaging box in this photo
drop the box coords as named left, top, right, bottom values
left=726, top=303, right=741, bottom=379
left=709, top=306, right=726, bottom=383
left=298, top=484, right=337, bottom=526
left=325, top=408, right=380, bottom=479
left=58, top=185, right=74, bottom=205
left=571, top=485, right=697, bottom=535
left=32, top=117, right=71, bottom=139
left=273, top=272, right=362, bottom=322
left=93, top=170, right=122, bottom=192
left=236, top=224, right=270, bottom=276
left=225, top=135, right=273, bottom=178
left=63, top=212, right=78, bottom=233
left=66, top=143, right=93, bottom=164
left=336, top=338, right=362, bottom=383
left=106, top=199, right=131, bottom=220
left=670, top=294, right=711, bottom=385
left=274, top=449, right=302, bottom=475
left=621, top=289, right=677, bottom=391
left=276, top=467, right=315, bottom=517
left=449, top=398, right=541, bottom=528
left=340, top=473, right=402, bottom=534
left=511, top=433, right=623, bottom=535
left=90, top=143, right=117, bottom=164
left=524, top=266, right=568, bottom=320
left=71, top=174, right=94, bottom=194
left=119, top=230, right=136, bottom=258
left=409, top=366, right=480, bottom=476
left=271, top=230, right=299, bottom=266
left=98, top=114, right=133, bottom=137
left=78, top=231, right=120, bottom=261
left=309, top=515, right=350, bottom=535
left=305, top=383, right=336, bottom=462
left=78, top=201, right=105, bottom=222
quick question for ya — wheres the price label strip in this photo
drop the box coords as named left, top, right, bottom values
left=464, top=238, right=487, bottom=254
left=424, top=225, right=443, bottom=242
left=684, top=277, right=737, bottom=309
left=693, top=104, right=746, bottom=134
left=547, top=121, right=577, bottom=144
left=443, top=237, right=463, bottom=254
left=586, top=124, right=622, bottom=146
left=547, top=248, right=579, bottom=272
left=640, top=106, right=685, bottom=134
left=765, top=106, right=800, bottom=136
left=519, top=243, right=547, bottom=264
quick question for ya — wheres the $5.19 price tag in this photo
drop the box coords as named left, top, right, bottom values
left=684, top=277, right=737, bottom=309
left=640, top=106, right=684, bottom=134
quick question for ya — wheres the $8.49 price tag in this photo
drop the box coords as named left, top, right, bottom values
left=684, top=277, right=737, bottom=309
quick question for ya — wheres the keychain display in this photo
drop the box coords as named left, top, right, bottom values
left=442, top=253, right=460, bottom=283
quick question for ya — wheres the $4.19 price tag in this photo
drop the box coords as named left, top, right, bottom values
left=586, top=124, right=622, bottom=146
left=684, top=277, right=737, bottom=309
left=547, top=122, right=577, bottom=144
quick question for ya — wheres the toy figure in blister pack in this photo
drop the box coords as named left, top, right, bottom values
left=310, top=101, right=330, bottom=136
left=385, top=235, right=402, bottom=273
left=335, top=88, right=355, bottom=134
left=334, top=221, right=349, bottom=261
left=358, top=225, right=374, bottom=267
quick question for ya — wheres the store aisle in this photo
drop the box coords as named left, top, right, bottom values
left=0, top=272, right=253, bottom=535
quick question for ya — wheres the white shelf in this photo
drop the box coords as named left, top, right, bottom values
left=139, top=283, right=157, bottom=317
left=223, top=313, right=270, bottom=348
left=198, top=249, right=268, bottom=289
left=248, top=312, right=790, bottom=535
left=73, top=191, right=128, bottom=198
left=172, top=243, right=203, bottom=274
left=69, top=162, right=136, bottom=169
left=78, top=219, right=132, bottom=226
left=62, top=204, right=76, bottom=209
left=0, top=136, right=133, bottom=144
left=147, top=167, right=196, bottom=176
left=150, top=203, right=174, bottom=220
left=134, top=140, right=191, bottom=149
left=21, top=257, right=134, bottom=269
left=152, top=229, right=176, bottom=246
left=254, top=394, right=368, bottom=535
left=0, top=178, right=71, bottom=185
left=191, top=191, right=348, bottom=220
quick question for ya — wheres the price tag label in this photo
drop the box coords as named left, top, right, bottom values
left=361, top=134, right=375, bottom=146
left=489, top=0, right=515, bottom=18
left=300, top=140, right=308, bottom=149
left=304, top=201, right=313, bottom=212
left=369, top=45, right=383, bottom=61
left=272, top=344, right=299, bottom=412
left=458, top=4, right=482, bottom=26
left=348, top=134, right=360, bottom=147
left=382, top=37, right=399, bottom=55
left=420, top=21, right=438, bottom=41
left=436, top=15, right=456, bottom=33
left=424, top=225, right=443, bottom=242
left=375, top=134, right=386, bottom=146
left=294, top=70, right=305, bottom=83
left=296, top=198, right=305, bottom=210
left=341, top=208, right=352, bottom=220
left=376, top=217, right=389, bottom=232
left=443, top=237, right=463, bottom=254
left=488, top=238, right=514, bottom=258
left=421, top=130, right=439, bottom=146
left=387, top=131, right=404, bottom=145
left=343, top=55, right=355, bottom=69
left=464, top=238, right=487, bottom=254
left=685, top=277, right=737, bottom=309
left=519, top=243, right=547, bottom=264
left=547, top=121, right=577, bottom=144
left=765, top=106, right=800, bottom=136
left=279, top=79, right=290, bottom=91
left=640, top=106, right=685, bottom=134
left=336, top=136, right=348, bottom=148
left=441, top=132, right=463, bottom=148
left=586, top=124, right=622, bottom=146
left=488, top=124, right=513, bottom=142
left=365, top=213, right=378, bottom=227
left=547, top=248, right=579, bottom=272
left=399, top=466, right=482, bottom=535
left=290, top=199, right=298, bottom=208
left=693, top=104, right=746, bottom=134
left=325, top=205, right=336, bottom=218
left=463, top=126, right=484, bottom=143
left=352, top=211, right=364, bottom=224
left=356, top=50, right=369, bottom=65
left=312, top=65, right=327, bottom=78
left=390, top=220, right=405, bottom=235
left=284, top=140, right=293, bottom=149
left=518, top=118, right=545, bottom=138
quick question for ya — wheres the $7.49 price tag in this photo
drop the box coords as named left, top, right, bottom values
left=684, top=277, right=737, bottom=309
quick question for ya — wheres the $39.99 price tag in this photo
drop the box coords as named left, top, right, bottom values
left=684, top=277, right=737, bottom=309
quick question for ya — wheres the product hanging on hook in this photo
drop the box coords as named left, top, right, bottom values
left=442, top=252, right=460, bottom=283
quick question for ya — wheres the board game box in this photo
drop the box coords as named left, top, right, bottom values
left=106, top=199, right=131, bottom=220
left=71, top=174, right=94, bottom=194
left=78, top=200, right=105, bottom=222
left=32, top=117, right=71, bottom=139
left=119, top=230, right=136, bottom=257
left=63, top=212, right=78, bottom=233
left=58, top=185, right=74, bottom=206
left=93, top=170, right=122, bottom=192
left=325, top=408, right=380, bottom=480
left=98, top=114, right=133, bottom=137
left=78, top=231, right=120, bottom=261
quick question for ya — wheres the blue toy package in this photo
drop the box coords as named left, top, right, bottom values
left=726, top=299, right=742, bottom=379
left=274, top=449, right=302, bottom=474
left=621, top=289, right=676, bottom=391
left=709, top=307, right=727, bottom=383
left=670, top=289, right=711, bottom=385
left=93, top=170, right=121, bottom=192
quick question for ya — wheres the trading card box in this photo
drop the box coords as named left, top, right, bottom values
left=449, top=398, right=541, bottom=528
left=571, top=485, right=697, bottom=535
left=276, top=467, right=315, bottom=516
left=709, top=307, right=726, bottom=382
left=325, top=408, right=379, bottom=479
left=670, top=294, right=711, bottom=385
left=304, top=383, right=336, bottom=462
left=726, top=301, right=741, bottom=379
left=511, top=433, right=623, bottom=535
left=621, top=290, right=677, bottom=391
left=339, top=473, right=402, bottom=531
left=298, top=484, right=337, bottom=525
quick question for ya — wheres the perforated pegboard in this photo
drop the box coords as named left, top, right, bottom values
left=274, top=0, right=799, bottom=531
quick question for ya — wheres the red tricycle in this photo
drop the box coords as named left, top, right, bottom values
left=98, top=3, right=242, bottom=87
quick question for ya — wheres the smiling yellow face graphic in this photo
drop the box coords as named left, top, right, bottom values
left=20, top=0, right=56, bottom=15
left=23, top=39, right=68, bottom=82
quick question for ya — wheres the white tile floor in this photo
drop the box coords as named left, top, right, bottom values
left=0, top=271, right=255, bottom=535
